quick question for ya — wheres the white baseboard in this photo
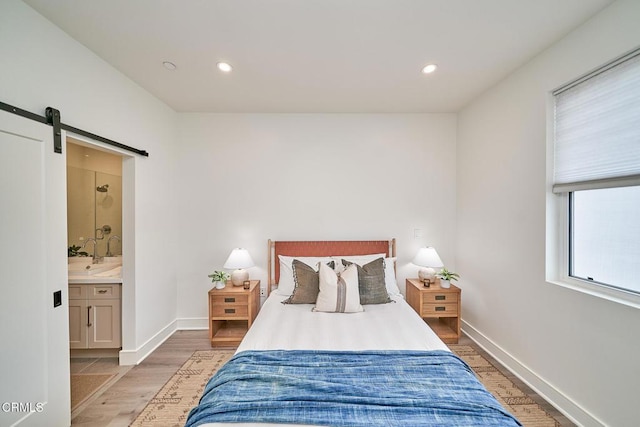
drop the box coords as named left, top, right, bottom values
left=176, top=317, right=208, bottom=330
left=118, top=318, right=208, bottom=366
left=119, top=319, right=177, bottom=366
left=461, top=320, right=604, bottom=427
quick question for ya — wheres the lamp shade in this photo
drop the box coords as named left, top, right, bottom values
left=412, top=247, right=443, bottom=268
left=223, top=248, right=255, bottom=269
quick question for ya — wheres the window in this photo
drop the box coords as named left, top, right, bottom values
left=552, top=48, right=640, bottom=299
left=570, top=186, right=640, bottom=294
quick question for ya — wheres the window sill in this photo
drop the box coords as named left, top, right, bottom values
left=548, top=277, right=640, bottom=310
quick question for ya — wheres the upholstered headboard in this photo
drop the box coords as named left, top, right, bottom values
left=267, top=239, right=396, bottom=295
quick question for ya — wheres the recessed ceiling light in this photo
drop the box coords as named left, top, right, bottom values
left=162, top=61, right=177, bottom=71
left=421, top=64, right=438, bottom=74
left=217, top=62, right=233, bottom=73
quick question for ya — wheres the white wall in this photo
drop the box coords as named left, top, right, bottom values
left=456, top=1, right=640, bottom=426
left=175, top=113, right=457, bottom=322
left=1, top=0, right=178, bottom=365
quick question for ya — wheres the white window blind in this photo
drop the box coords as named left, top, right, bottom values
left=553, top=49, right=640, bottom=193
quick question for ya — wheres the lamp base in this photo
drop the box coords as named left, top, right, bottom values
left=418, top=267, right=436, bottom=286
left=230, top=269, right=249, bottom=286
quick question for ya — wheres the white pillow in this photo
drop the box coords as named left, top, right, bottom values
left=314, top=262, right=363, bottom=313
left=276, top=255, right=335, bottom=296
left=337, top=255, right=401, bottom=296
left=383, top=257, right=400, bottom=296
left=332, top=253, right=386, bottom=272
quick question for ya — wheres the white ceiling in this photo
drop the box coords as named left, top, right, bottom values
left=24, top=0, right=613, bottom=113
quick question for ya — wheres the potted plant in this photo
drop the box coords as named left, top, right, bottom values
left=68, top=245, right=90, bottom=264
left=208, top=270, right=230, bottom=289
left=437, top=268, right=459, bottom=289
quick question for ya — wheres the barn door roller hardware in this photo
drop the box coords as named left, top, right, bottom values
left=45, top=107, right=62, bottom=154
left=1, top=100, right=149, bottom=157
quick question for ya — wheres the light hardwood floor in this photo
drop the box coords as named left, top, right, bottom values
left=71, top=330, right=575, bottom=426
left=71, top=330, right=214, bottom=426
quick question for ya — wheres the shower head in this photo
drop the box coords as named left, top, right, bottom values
left=96, top=184, right=109, bottom=192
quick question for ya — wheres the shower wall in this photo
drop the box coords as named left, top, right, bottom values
left=67, top=141, right=122, bottom=259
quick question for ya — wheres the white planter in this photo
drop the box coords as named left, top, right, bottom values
left=214, top=281, right=226, bottom=290
left=440, top=279, right=451, bottom=289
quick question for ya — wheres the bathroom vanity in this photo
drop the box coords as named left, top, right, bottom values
left=68, top=259, right=122, bottom=350
left=68, top=283, right=121, bottom=349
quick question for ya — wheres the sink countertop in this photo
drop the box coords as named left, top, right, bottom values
left=68, top=276, right=123, bottom=284
left=68, top=265, right=123, bottom=284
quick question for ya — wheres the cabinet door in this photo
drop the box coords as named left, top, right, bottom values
left=88, top=299, right=121, bottom=348
left=68, top=299, right=88, bottom=349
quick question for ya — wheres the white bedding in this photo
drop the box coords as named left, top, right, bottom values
left=201, top=292, right=449, bottom=427
left=237, top=292, right=449, bottom=353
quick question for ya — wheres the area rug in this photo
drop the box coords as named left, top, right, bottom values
left=131, top=347, right=561, bottom=427
left=70, top=373, right=116, bottom=411
left=449, top=345, right=561, bottom=427
left=130, top=350, right=235, bottom=427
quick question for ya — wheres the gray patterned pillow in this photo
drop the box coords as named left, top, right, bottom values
left=283, top=259, right=335, bottom=304
left=342, top=257, right=391, bottom=304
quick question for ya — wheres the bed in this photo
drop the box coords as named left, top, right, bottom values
left=185, top=239, right=521, bottom=427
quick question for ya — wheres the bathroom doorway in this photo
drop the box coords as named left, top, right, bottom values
left=66, top=136, right=132, bottom=413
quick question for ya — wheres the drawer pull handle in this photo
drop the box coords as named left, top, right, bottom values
left=97, top=289, right=108, bottom=294
left=435, top=295, right=446, bottom=301
left=224, top=297, right=235, bottom=303
left=225, top=309, right=235, bottom=314
left=435, top=306, right=446, bottom=312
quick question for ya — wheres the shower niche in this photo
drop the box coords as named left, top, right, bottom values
left=67, top=141, right=122, bottom=260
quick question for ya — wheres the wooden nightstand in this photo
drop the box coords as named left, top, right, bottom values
left=406, top=278, right=461, bottom=344
left=208, top=280, right=260, bottom=347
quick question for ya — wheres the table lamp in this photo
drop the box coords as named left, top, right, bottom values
left=412, top=247, right=443, bottom=287
left=224, top=248, right=255, bottom=286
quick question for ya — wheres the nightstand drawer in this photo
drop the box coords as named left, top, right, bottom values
left=423, top=292, right=458, bottom=304
left=210, top=294, right=249, bottom=305
left=210, top=304, right=248, bottom=317
left=422, top=302, right=458, bottom=316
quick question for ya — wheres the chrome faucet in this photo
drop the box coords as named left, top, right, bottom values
left=81, top=238, right=99, bottom=263
left=106, top=235, right=121, bottom=257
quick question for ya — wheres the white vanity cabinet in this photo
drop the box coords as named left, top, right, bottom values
left=68, top=284, right=121, bottom=349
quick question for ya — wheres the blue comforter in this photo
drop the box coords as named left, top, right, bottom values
left=185, top=350, right=521, bottom=427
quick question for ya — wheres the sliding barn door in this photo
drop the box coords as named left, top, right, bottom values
left=0, top=110, right=69, bottom=426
